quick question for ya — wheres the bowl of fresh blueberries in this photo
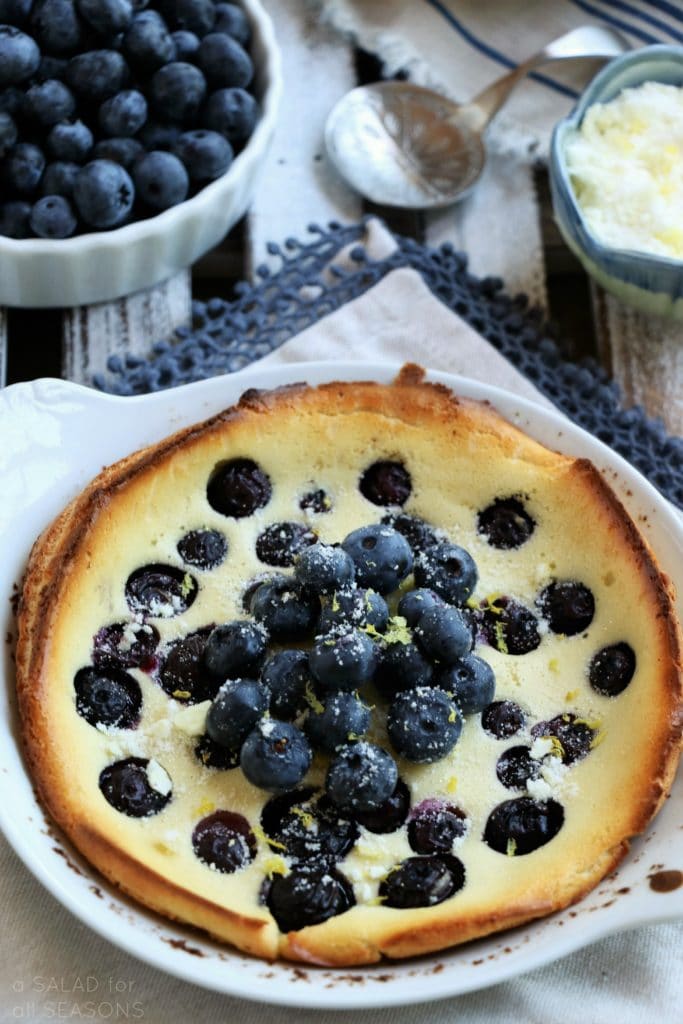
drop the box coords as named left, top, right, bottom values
left=0, top=0, right=282, bottom=307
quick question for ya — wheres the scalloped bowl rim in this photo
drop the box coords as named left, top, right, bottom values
left=0, top=0, right=283, bottom=256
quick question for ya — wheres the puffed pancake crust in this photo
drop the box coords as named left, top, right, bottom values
left=16, top=365, right=683, bottom=966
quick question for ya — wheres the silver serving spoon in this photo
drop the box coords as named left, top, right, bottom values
left=324, top=25, right=629, bottom=209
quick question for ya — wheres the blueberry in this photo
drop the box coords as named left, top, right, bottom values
left=203, top=620, right=267, bottom=680
left=255, top=521, right=317, bottom=568
left=65, top=50, right=128, bottom=101
left=317, top=586, right=388, bottom=635
left=202, top=86, right=258, bottom=143
left=170, top=0, right=215, bottom=35
left=207, top=457, right=271, bottom=517
left=4, top=142, right=44, bottom=194
left=381, top=512, right=439, bottom=554
left=397, top=587, right=443, bottom=627
left=374, top=641, right=433, bottom=698
left=159, top=626, right=216, bottom=703
left=299, top=487, right=331, bottom=514
left=133, top=149, right=188, bottom=209
left=240, top=719, right=312, bottom=792
left=478, top=496, right=535, bottom=549
left=192, top=810, right=255, bottom=873
left=31, top=0, right=82, bottom=54
left=177, top=528, right=226, bottom=570
left=261, top=649, right=311, bottom=720
left=76, top=0, right=132, bottom=36
left=261, top=787, right=358, bottom=862
left=250, top=575, right=318, bottom=640
left=206, top=678, right=269, bottom=749
left=170, top=27, right=198, bottom=60
left=537, top=580, right=595, bottom=636
left=496, top=745, right=540, bottom=790
left=326, top=741, right=398, bottom=815
left=123, top=10, right=174, bottom=70
left=194, top=732, right=240, bottom=770
left=359, top=460, right=411, bottom=506
left=47, top=119, right=93, bottom=161
left=0, top=85, right=23, bottom=114
left=483, top=797, right=564, bottom=855
left=99, top=757, right=171, bottom=817
left=414, top=604, right=472, bottom=665
left=414, top=542, right=478, bottom=606
left=137, top=119, right=180, bottom=151
left=266, top=864, right=354, bottom=933
left=305, top=690, right=371, bottom=752
left=73, top=159, right=134, bottom=228
left=74, top=665, right=142, bottom=728
left=353, top=778, right=410, bottom=834
left=309, top=629, right=377, bottom=694
left=481, top=700, right=526, bottom=738
left=29, top=193, right=76, bottom=237
left=213, top=3, right=250, bottom=46
left=22, top=79, right=75, bottom=125
left=0, top=110, right=17, bottom=156
left=294, top=542, right=355, bottom=595
left=0, top=25, right=39, bottom=84
left=173, top=127, right=232, bottom=181
left=342, top=524, right=413, bottom=595
left=93, top=621, right=159, bottom=670
left=99, top=89, right=147, bottom=137
left=0, top=198, right=31, bottom=236
left=196, top=31, right=252, bottom=88
left=41, top=160, right=78, bottom=196
left=0, top=0, right=34, bottom=24
left=150, top=61, right=206, bottom=122
left=436, top=654, right=495, bottom=714
left=92, top=136, right=143, bottom=169
left=531, top=713, right=595, bottom=765
left=387, top=686, right=461, bottom=763
left=407, top=800, right=468, bottom=855
left=481, top=597, right=541, bottom=655
left=124, top=562, right=196, bottom=616
left=379, top=854, right=465, bottom=908
left=589, top=641, right=636, bottom=697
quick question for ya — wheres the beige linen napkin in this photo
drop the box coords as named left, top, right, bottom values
left=2, top=244, right=682, bottom=1023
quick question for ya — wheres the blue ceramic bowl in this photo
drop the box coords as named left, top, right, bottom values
left=550, top=45, right=683, bottom=319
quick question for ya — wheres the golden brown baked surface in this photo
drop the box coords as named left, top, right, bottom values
left=16, top=365, right=683, bottom=965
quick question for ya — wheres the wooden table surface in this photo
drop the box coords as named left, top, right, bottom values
left=1, top=0, right=681, bottom=438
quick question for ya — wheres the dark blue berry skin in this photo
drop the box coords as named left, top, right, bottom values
left=171, top=28, right=198, bottom=60
left=261, top=649, right=311, bottom=720
left=47, top=119, right=93, bottom=161
left=22, top=79, right=76, bottom=125
left=397, top=587, right=443, bottom=627
left=589, top=642, right=636, bottom=697
left=73, top=158, right=134, bottom=228
left=99, top=89, right=147, bottom=137
left=266, top=865, right=354, bottom=933
left=342, top=524, right=413, bottom=595
left=0, top=25, right=40, bottom=85
left=250, top=575, right=318, bottom=640
left=381, top=512, right=439, bottom=554
left=150, top=61, right=206, bottom=122
left=537, top=580, right=595, bottom=636
left=92, top=135, right=143, bottom=169
left=374, top=641, right=433, bottom=698
left=213, top=3, right=250, bottom=46
left=387, top=686, right=462, bottom=763
left=202, top=86, right=258, bottom=143
left=436, top=654, right=495, bottom=715
left=99, top=757, right=170, bottom=817
left=0, top=0, right=34, bottom=25
left=414, top=542, right=478, bottom=606
left=317, top=587, right=389, bottom=635
left=4, top=142, right=44, bottom=194
left=408, top=801, right=467, bottom=854
left=74, top=664, right=142, bottom=728
left=196, top=31, right=252, bottom=88
left=41, top=159, right=78, bottom=195
left=35, top=54, right=68, bottom=81
left=261, top=787, right=358, bottom=863
left=0, top=198, right=31, bottom=236
left=0, top=86, right=23, bottom=114
left=208, top=457, right=271, bottom=517
left=65, top=50, right=128, bottom=101
left=76, top=0, right=133, bottom=36
left=173, top=127, right=232, bottom=181
left=30, top=193, right=76, bottom=236
left=354, top=778, right=410, bottom=834
left=123, top=10, right=174, bottom=70
left=133, top=149, right=188, bottom=209
left=360, top=460, right=411, bottom=506
left=192, top=810, right=255, bottom=873
left=481, top=598, right=541, bottom=656
left=203, top=620, right=267, bottom=680
left=309, top=629, right=378, bottom=694
left=414, top=604, right=472, bottom=665
left=177, top=528, right=227, bottom=570
left=294, top=542, right=355, bottom=596
left=205, top=678, right=269, bottom=750
left=484, top=797, right=564, bottom=855
left=326, top=741, right=398, bottom=815
left=171, top=0, right=215, bottom=35
left=0, top=110, right=17, bottom=156
left=478, top=496, right=535, bottom=549
left=305, top=691, right=371, bottom=753
left=137, top=119, right=179, bottom=150
left=31, top=0, right=82, bottom=55
left=379, top=854, right=465, bottom=908
left=240, top=719, right=312, bottom=793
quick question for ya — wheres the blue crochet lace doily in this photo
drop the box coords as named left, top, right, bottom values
left=95, top=219, right=682, bottom=510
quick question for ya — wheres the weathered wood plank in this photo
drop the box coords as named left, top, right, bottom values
left=592, top=284, right=683, bottom=436
left=62, top=272, right=191, bottom=387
